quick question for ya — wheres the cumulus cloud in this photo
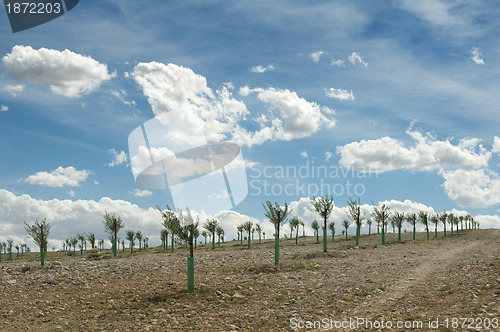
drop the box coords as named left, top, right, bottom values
left=348, top=52, right=368, bottom=66
left=133, top=62, right=335, bottom=148
left=108, top=149, right=128, bottom=167
left=131, top=189, right=153, bottom=197
left=492, top=137, right=500, bottom=153
left=24, top=166, right=91, bottom=187
left=325, top=151, right=333, bottom=161
left=300, top=151, right=308, bottom=158
left=310, top=51, right=324, bottom=63
left=3, top=45, right=115, bottom=97
left=0, top=105, right=8, bottom=112
left=325, top=88, right=355, bottom=101
left=338, top=125, right=491, bottom=173
left=471, top=47, right=485, bottom=65
left=442, top=169, right=500, bottom=208
left=251, top=64, right=274, bottom=73
left=235, top=86, right=335, bottom=146
left=68, top=190, right=75, bottom=197
left=2, top=84, right=25, bottom=96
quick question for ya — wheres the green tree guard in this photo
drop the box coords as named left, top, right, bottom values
left=274, top=235, right=279, bottom=266
left=187, top=256, right=194, bottom=294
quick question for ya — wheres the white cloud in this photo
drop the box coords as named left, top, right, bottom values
left=3, top=45, right=115, bottom=97
left=251, top=64, right=274, bottom=73
left=325, top=88, right=355, bottom=101
left=493, top=137, right=500, bottom=154
left=111, top=89, right=136, bottom=106
left=133, top=62, right=335, bottom=148
left=131, top=189, right=153, bottom=197
left=475, top=214, right=500, bottom=229
left=94, top=181, right=100, bottom=185
left=399, top=0, right=461, bottom=27
left=108, top=149, right=128, bottom=167
left=348, top=52, right=368, bottom=66
left=310, top=51, right=324, bottom=63
left=0, top=189, right=162, bottom=250
left=24, top=166, right=91, bottom=187
left=325, top=151, right=333, bottom=161
left=331, top=59, right=344, bottom=66
left=338, top=125, right=491, bottom=173
left=0, top=105, right=8, bottom=112
left=2, top=84, right=25, bottom=96
left=68, top=190, right=75, bottom=197
left=471, top=47, right=485, bottom=65
left=300, top=151, right=308, bottom=158
left=442, top=169, right=500, bottom=208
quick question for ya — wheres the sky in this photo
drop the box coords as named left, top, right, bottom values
left=1, top=0, right=500, bottom=250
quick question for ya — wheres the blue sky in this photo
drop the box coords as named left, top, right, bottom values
left=1, top=0, right=499, bottom=249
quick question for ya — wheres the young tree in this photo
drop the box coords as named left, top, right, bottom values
left=254, top=223, right=263, bottom=244
left=201, top=230, right=208, bottom=246
left=103, top=211, right=124, bottom=257
left=418, top=211, right=430, bottom=240
left=160, top=229, right=169, bottom=250
left=126, top=230, right=135, bottom=254
left=135, top=231, right=143, bottom=251
left=143, top=237, right=149, bottom=249
left=21, top=243, right=26, bottom=256
left=177, top=208, right=200, bottom=294
left=7, top=239, right=13, bottom=261
left=71, top=237, right=78, bottom=255
left=311, top=195, right=334, bottom=252
left=158, top=205, right=180, bottom=253
left=406, top=213, right=417, bottom=240
left=122, top=239, right=125, bottom=252
left=15, top=245, right=19, bottom=259
left=447, top=213, right=454, bottom=236
left=77, top=233, right=86, bottom=256
left=440, top=212, right=448, bottom=237
left=98, top=239, right=104, bottom=252
left=430, top=214, right=439, bottom=238
left=215, top=225, right=224, bottom=248
left=393, top=212, right=405, bottom=242
left=347, top=197, right=364, bottom=246
left=289, top=217, right=300, bottom=245
left=373, top=204, right=391, bottom=245
left=204, top=219, right=218, bottom=250
left=263, top=200, right=291, bottom=265
left=311, top=220, right=320, bottom=244
left=342, top=219, right=350, bottom=240
left=328, top=221, right=335, bottom=242
left=242, top=221, right=253, bottom=248
left=300, top=220, right=305, bottom=236
left=453, top=215, right=459, bottom=234
left=87, top=233, right=96, bottom=249
left=366, top=218, right=372, bottom=235
left=24, top=218, right=50, bottom=266
left=237, top=224, right=244, bottom=246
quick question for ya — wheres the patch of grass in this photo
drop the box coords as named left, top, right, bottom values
left=274, top=295, right=286, bottom=302
left=294, top=263, right=306, bottom=270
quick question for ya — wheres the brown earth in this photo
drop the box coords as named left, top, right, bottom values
left=0, top=229, right=499, bottom=331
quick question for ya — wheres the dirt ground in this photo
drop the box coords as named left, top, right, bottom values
left=0, top=229, right=499, bottom=331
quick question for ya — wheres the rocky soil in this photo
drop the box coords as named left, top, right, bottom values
left=0, top=229, right=499, bottom=331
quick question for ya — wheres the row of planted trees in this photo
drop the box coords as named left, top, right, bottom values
left=0, top=240, right=29, bottom=262
left=262, top=196, right=480, bottom=267
left=13, top=198, right=480, bottom=295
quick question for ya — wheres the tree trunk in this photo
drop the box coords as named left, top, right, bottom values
left=413, top=224, right=416, bottom=240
